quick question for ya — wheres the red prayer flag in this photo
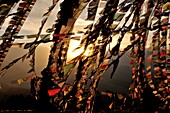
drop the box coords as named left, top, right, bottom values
left=154, top=67, right=160, bottom=73
left=147, top=74, right=152, bottom=79
left=161, top=26, right=168, bottom=30
left=48, top=88, right=61, bottom=96
left=163, top=71, right=166, bottom=76
left=51, top=67, right=57, bottom=73
left=160, top=51, right=166, bottom=57
left=32, top=0, right=37, bottom=3
left=53, top=34, right=65, bottom=37
left=19, top=3, right=27, bottom=8
left=130, top=58, right=134, bottom=64
left=132, top=67, right=136, bottom=74
left=1, top=53, right=7, bottom=57
left=99, top=64, right=108, bottom=69
left=146, top=55, right=152, bottom=63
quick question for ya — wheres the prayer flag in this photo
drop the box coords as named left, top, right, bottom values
left=48, top=88, right=61, bottom=96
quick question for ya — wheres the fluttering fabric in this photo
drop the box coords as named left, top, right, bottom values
left=86, top=0, right=100, bottom=20
left=0, top=0, right=37, bottom=68
left=38, top=0, right=169, bottom=112
left=0, top=0, right=20, bottom=28
left=0, top=0, right=170, bottom=112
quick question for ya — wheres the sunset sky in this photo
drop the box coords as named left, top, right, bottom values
left=0, top=0, right=132, bottom=98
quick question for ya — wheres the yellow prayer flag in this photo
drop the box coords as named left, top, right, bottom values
left=17, top=79, right=23, bottom=85
left=163, top=2, right=170, bottom=11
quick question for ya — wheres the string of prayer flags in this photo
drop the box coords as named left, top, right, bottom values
left=166, top=2, right=170, bottom=107
left=0, top=35, right=52, bottom=76
left=10, top=74, right=36, bottom=85
left=35, top=1, right=95, bottom=110
left=85, top=56, right=111, bottom=112
left=28, top=53, right=35, bottom=73
left=59, top=1, right=91, bottom=35
left=40, top=0, right=119, bottom=112
left=48, top=0, right=91, bottom=79
left=1, top=54, right=26, bottom=71
left=22, top=1, right=59, bottom=70
left=150, top=3, right=167, bottom=109
left=99, top=2, right=137, bottom=81
left=0, top=40, right=13, bottom=66
left=122, top=0, right=151, bottom=111
left=70, top=1, right=121, bottom=112
left=24, top=0, right=170, bottom=112
left=51, top=41, right=69, bottom=78
left=63, top=53, right=95, bottom=111
left=0, top=0, right=37, bottom=67
left=0, top=0, right=19, bottom=28
left=39, top=0, right=151, bottom=112
left=119, top=1, right=132, bottom=12
left=86, top=0, right=100, bottom=20
left=43, top=1, right=59, bottom=17
left=55, top=60, right=78, bottom=85
left=2, top=0, right=37, bottom=37
left=155, top=3, right=170, bottom=108
left=21, top=0, right=51, bottom=50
